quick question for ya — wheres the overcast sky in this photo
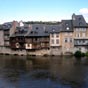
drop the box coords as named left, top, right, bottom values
left=0, top=0, right=88, bottom=23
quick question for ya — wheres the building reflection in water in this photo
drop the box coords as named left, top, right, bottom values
left=0, top=55, right=88, bottom=88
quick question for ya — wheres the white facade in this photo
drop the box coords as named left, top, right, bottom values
left=50, top=33, right=60, bottom=47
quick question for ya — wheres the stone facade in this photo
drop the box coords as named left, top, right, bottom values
left=0, top=14, right=88, bottom=56
left=61, top=32, right=74, bottom=55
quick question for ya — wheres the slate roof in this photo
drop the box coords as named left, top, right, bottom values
left=26, top=24, right=49, bottom=37
left=1, top=22, right=12, bottom=30
left=10, top=14, right=88, bottom=37
left=48, top=25, right=61, bottom=33
left=72, top=14, right=88, bottom=27
left=61, top=20, right=73, bottom=32
left=26, top=24, right=61, bottom=37
left=11, top=26, right=29, bottom=37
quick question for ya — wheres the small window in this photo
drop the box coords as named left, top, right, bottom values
left=65, top=38, right=67, bottom=43
left=76, top=33, right=80, bottom=37
left=56, top=39, right=59, bottom=44
left=51, top=39, right=54, bottom=44
left=52, top=28, right=55, bottom=32
left=70, top=38, right=72, bottom=43
left=66, top=27, right=69, bottom=30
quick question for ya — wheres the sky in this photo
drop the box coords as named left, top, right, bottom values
left=0, top=0, right=88, bottom=23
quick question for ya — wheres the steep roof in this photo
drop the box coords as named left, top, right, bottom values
left=72, top=14, right=88, bottom=27
left=61, top=20, right=73, bottom=32
left=26, top=24, right=61, bottom=37
left=1, top=22, right=12, bottom=30
left=26, top=24, right=49, bottom=37
left=49, top=25, right=61, bottom=33
left=11, top=26, right=29, bottom=37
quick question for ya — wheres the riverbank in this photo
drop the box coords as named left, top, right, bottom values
left=0, top=47, right=74, bottom=56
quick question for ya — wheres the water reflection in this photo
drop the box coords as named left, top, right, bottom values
left=0, top=55, right=88, bottom=88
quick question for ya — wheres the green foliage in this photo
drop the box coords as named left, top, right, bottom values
left=74, top=51, right=88, bottom=58
left=85, top=52, right=88, bottom=57
left=81, top=52, right=85, bottom=57
left=74, top=51, right=82, bottom=57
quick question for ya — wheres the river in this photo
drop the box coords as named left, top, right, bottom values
left=0, top=55, right=88, bottom=88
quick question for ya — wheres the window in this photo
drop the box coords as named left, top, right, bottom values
left=70, top=38, right=72, bottom=43
left=51, top=39, right=54, bottom=44
left=56, top=34, right=59, bottom=37
left=56, top=39, right=59, bottom=44
left=65, top=38, right=67, bottom=43
left=76, top=33, right=80, bottom=37
left=66, top=27, right=69, bottom=30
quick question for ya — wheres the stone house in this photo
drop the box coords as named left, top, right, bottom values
left=72, top=14, right=88, bottom=53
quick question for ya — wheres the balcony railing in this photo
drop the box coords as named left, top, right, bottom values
left=74, top=42, right=88, bottom=46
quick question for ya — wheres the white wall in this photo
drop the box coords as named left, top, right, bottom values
left=50, top=33, right=60, bottom=46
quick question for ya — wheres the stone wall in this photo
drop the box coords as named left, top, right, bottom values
left=1, top=46, right=85, bottom=56
left=27, top=49, right=50, bottom=56
left=0, top=47, right=27, bottom=55
left=50, top=47, right=62, bottom=55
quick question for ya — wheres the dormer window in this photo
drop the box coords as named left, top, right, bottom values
left=52, top=27, right=55, bottom=31
left=52, top=28, right=55, bottom=32
left=66, top=27, right=69, bottom=30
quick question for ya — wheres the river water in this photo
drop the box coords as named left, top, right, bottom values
left=0, top=55, right=88, bottom=88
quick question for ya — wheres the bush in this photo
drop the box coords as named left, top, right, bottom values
left=81, top=52, right=85, bottom=57
left=85, top=52, right=88, bottom=57
left=74, top=51, right=82, bottom=57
